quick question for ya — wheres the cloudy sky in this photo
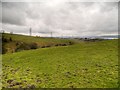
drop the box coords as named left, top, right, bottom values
left=1, top=0, right=119, bottom=37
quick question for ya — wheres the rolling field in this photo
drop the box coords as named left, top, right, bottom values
left=2, top=33, right=74, bottom=54
left=2, top=38, right=118, bottom=88
left=2, top=33, right=72, bottom=44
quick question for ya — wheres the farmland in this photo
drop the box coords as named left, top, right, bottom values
left=2, top=33, right=118, bottom=88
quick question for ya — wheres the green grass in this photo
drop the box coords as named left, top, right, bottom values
left=2, top=39, right=118, bottom=88
left=2, top=33, right=72, bottom=44
left=2, top=33, right=74, bottom=53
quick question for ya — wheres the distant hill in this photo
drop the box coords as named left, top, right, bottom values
left=2, top=33, right=74, bottom=54
left=99, top=35, right=119, bottom=39
left=60, top=35, right=119, bottom=39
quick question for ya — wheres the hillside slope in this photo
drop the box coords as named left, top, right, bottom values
left=2, top=39, right=118, bottom=88
left=2, top=33, right=74, bottom=54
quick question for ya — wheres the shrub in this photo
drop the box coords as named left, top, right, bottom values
left=29, top=43, right=38, bottom=49
left=55, top=44, right=59, bottom=46
left=9, top=37, right=12, bottom=41
left=15, top=42, right=38, bottom=52
left=2, top=44, right=7, bottom=54
left=61, top=43, right=67, bottom=46
left=45, top=45, right=51, bottom=48
left=16, top=42, right=20, bottom=46
left=41, top=46, right=46, bottom=48
left=69, top=42, right=74, bottom=45
left=15, top=43, right=30, bottom=52
left=2, top=37, right=8, bottom=42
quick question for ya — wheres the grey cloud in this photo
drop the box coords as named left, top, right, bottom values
left=98, top=2, right=118, bottom=12
left=2, top=1, right=118, bottom=36
left=2, top=2, right=28, bottom=25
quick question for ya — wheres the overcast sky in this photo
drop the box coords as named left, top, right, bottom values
left=1, top=0, right=118, bottom=37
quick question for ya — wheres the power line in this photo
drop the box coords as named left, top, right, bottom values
left=29, top=27, right=32, bottom=36
left=51, top=32, right=52, bottom=38
left=38, top=32, right=53, bottom=37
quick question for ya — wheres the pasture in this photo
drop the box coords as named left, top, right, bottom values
left=2, top=34, right=118, bottom=88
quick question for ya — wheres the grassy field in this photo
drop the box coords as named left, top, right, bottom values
left=2, top=33, right=74, bottom=54
left=2, top=33, right=72, bottom=44
left=2, top=36, right=118, bottom=88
